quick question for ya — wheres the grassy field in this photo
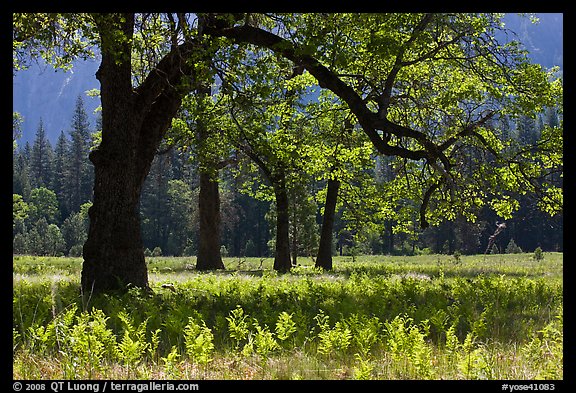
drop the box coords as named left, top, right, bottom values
left=13, top=253, right=563, bottom=380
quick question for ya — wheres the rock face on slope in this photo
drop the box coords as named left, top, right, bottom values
left=13, top=58, right=101, bottom=146
left=503, top=13, right=563, bottom=70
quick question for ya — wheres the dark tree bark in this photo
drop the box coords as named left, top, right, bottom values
left=82, top=14, right=149, bottom=294
left=386, top=220, right=394, bottom=255
left=316, top=177, right=340, bottom=270
left=81, top=14, right=198, bottom=294
left=237, top=144, right=292, bottom=273
left=291, top=195, right=298, bottom=267
left=194, top=75, right=225, bottom=270
left=196, top=170, right=225, bottom=270
left=273, top=171, right=292, bottom=272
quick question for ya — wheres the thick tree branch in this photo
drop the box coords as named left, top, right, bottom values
left=133, top=40, right=198, bottom=112
left=438, top=111, right=497, bottom=153
left=204, top=21, right=437, bottom=162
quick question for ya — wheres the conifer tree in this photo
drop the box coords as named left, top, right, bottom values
left=51, top=131, right=69, bottom=222
left=65, top=95, right=94, bottom=214
left=140, top=151, right=173, bottom=254
left=13, top=148, right=32, bottom=200
left=13, top=112, right=23, bottom=152
left=30, top=119, right=53, bottom=189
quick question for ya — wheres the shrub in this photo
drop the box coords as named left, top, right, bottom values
left=533, top=247, right=544, bottom=262
left=68, top=244, right=83, bottom=257
left=152, top=247, right=163, bottom=257
left=505, top=239, right=523, bottom=254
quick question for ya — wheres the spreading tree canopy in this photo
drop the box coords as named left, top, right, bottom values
left=13, top=12, right=562, bottom=293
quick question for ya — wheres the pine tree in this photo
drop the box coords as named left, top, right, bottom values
left=65, top=95, right=94, bottom=214
left=51, top=131, right=70, bottom=222
left=13, top=112, right=23, bottom=152
left=516, top=115, right=538, bottom=146
left=30, top=119, right=53, bottom=189
left=544, top=106, right=560, bottom=129
left=13, top=147, right=32, bottom=200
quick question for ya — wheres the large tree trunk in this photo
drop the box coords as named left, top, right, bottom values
left=81, top=15, right=149, bottom=294
left=273, top=172, right=292, bottom=272
left=82, top=143, right=150, bottom=293
left=316, top=177, right=340, bottom=270
left=194, top=76, right=224, bottom=270
left=196, top=171, right=225, bottom=270
left=81, top=87, right=151, bottom=293
left=82, top=14, right=192, bottom=294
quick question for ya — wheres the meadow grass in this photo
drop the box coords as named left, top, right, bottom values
left=13, top=253, right=563, bottom=380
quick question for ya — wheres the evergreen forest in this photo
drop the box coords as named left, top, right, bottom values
left=13, top=92, right=562, bottom=261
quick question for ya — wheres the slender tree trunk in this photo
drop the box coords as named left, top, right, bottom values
left=196, top=170, right=225, bottom=270
left=387, top=220, right=394, bottom=255
left=291, top=195, right=298, bottom=266
left=316, top=177, right=340, bottom=270
left=273, top=172, right=292, bottom=272
left=448, top=220, right=455, bottom=254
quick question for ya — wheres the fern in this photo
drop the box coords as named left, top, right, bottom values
left=317, top=319, right=352, bottom=357
left=275, top=311, right=296, bottom=343
left=252, top=320, right=279, bottom=358
left=117, top=311, right=149, bottom=367
left=344, top=314, right=382, bottom=356
left=183, top=317, right=215, bottom=365
left=226, top=306, right=250, bottom=350
left=384, top=315, right=434, bottom=378
left=352, top=353, right=374, bottom=380
left=161, top=346, right=182, bottom=379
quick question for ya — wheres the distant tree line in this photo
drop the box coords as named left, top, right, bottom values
left=13, top=94, right=562, bottom=259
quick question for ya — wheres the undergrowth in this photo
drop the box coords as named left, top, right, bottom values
left=13, top=253, right=563, bottom=380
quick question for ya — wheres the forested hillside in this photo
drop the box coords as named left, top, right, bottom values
left=12, top=95, right=562, bottom=259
